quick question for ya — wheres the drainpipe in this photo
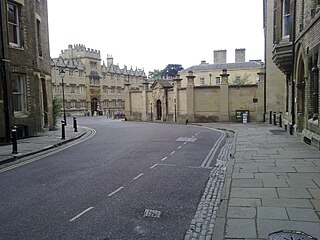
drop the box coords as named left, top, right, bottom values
left=290, top=0, right=297, bottom=135
left=0, top=0, right=11, bottom=142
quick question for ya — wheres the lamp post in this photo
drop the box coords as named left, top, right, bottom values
left=173, top=97, right=177, bottom=122
left=59, top=69, right=67, bottom=126
left=150, top=101, right=153, bottom=121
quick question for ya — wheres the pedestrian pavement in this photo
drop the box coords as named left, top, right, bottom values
left=0, top=121, right=319, bottom=240
left=0, top=124, right=85, bottom=165
left=200, top=122, right=320, bottom=240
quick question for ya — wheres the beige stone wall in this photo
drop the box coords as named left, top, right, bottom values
left=125, top=70, right=265, bottom=123
left=265, top=0, right=286, bottom=120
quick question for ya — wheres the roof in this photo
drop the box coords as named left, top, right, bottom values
left=151, top=79, right=173, bottom=89
left=180, top=61, right=262, bottom=73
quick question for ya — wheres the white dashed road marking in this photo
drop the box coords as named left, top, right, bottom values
left=69, top=207, right=94, bottom=222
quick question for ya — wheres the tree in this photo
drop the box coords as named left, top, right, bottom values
left=161, top=64, right=183, bottom=78
left=148, top=69, right=162, bottom=79
left=51, top=97, right=62, bottom=130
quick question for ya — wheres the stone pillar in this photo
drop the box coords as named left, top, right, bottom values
left=173, top=75, right=182, bottom=122
left=141, top=81, right=149, bottom=121
left=219, top=69, right=230, bottom=121
left=186, top=71, right=195, bottom=122
left=124, top=83, right=131, bottom=119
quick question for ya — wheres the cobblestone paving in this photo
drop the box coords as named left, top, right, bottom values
left=184, top=131, right=235, bottom=240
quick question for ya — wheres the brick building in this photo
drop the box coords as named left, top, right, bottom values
left=0, top=0, right=53, bottom=142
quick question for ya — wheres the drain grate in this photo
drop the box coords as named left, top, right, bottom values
left=269, top=230, right=318, bottom=240
left=143, top=209, right=161, bottom=218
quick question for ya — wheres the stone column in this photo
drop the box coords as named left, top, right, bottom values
left=141, top=81, right=149, bottom=121
left=173, top=75, right=182, bottom=122
left=186, top=71, right=195, bottom=122
left=219, top=69, right=230, bottom=121
left=124, top=82, right=131, bottom=119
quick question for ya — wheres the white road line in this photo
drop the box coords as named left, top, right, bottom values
left=150, top=164, right=158, bottom=169
left=170, top=151, right=176, bottom=155
left=133, top=173, right=144, bottom=180
left=178, top=146, right=182, bottom=149
left=183, top=142, right=187, bottom=145
left=161, top=157, right=167, bottom=161
left=108, top=186, right=124, bottom=197
left=69, top=207, right=94, bottom=222
left=201, top=131, right=226, bottom=167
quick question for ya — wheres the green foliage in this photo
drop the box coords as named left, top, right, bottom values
left=148, top=69, right=162, bottom=79
left=235, top=73, right=251, bottom=85
left=52, top=97, right=62, bottom=128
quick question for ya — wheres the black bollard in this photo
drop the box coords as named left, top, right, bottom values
left=73, top=116, right=78, bottom=132
left=61, top=120, right=66, bottom=140
left=11, top=125, right=18, bottom=154
left=269, top=111, right=272, bottom=124
left=273, top=112, right=277, bottom=125
left=279, top=112, right=282, bottom=127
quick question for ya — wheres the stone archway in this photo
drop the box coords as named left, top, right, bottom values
left=296, top=57, right=306, bottom=131
left=156, top=99, right=162, bottom=120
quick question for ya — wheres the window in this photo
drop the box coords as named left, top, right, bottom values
left=282, top=0, right=290, bottom=38
left=7, top=2, right=20, bottom=47
left=70, top=86, right=75, bottom=93
left=79, top=86, right=84, bottom=94
left=36, top=19, right=42, bottom=57
left=71, top=101, right=76, bottom=108
left=90, top=61, right=97, bottom=69
left=200, top=77, right=205, bottom=86
left=235, top=76, right=241, bottom=84
left=215, top=77, right=221, bottom=85
left=79, top=70, right=83, bottom=78
left=273, top=2, right=277, bottom=43
left=69, top=69, right=74, bottom=77
left=12, top=73, right=25, bottom=112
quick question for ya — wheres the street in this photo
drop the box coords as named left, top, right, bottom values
left=0, top=118, right=226, bottom=240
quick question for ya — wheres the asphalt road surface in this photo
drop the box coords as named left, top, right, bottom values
left=0, top=118, right=226, bottom=240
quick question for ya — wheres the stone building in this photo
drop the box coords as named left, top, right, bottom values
left=179, top=49, right=263, bottom=88
left=263, top=0, right=287, bottom=122
left=51, top=44, right=146, bottom=118
left=0, top=0, right=52, bottom=142
left=125, top=69, right=265, bottom=123
left=270, top=0, right=320, bottom=148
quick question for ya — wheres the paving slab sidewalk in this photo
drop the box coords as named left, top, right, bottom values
left=0, top=124, right=85, bottom=165
left=201, top=123, right=320, bottom=240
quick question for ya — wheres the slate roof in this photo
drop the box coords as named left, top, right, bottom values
left=151, top=79, right=173, bottom=89
left=180, top=61, right=262, bottom=73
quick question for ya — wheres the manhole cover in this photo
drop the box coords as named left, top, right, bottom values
left=269, top=230, right=318, bottom=240
left=143, top=209, right=161, bottom=218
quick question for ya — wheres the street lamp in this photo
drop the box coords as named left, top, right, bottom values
left=59, top=69, right=67, bottom=126
left=150, top=101, right=153, bottom=121
left=173, top=97, right=177, bottom=122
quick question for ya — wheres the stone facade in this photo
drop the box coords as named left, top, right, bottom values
left=125, top=69, right=265, bottom=123
left=270, top=0, right=320, bottom=149
left=51, top=44, right=147, bottom=118
left=264, top=0, right=287, bottom=122
left=179, top=49, right=263, bottom=88
left=0, top=0, right=52, bottom=142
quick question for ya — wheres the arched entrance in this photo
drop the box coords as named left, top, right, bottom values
left=91, top=97, right=99, bottom=116
left=156, top=99, right=162, bottom=120
left=296, top=57, right=305, bottom=131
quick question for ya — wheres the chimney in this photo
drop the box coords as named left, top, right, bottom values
left=107, top=54, right=113, bottom=67
left=214, top=50, right=227, bottom=64
left=235, top=48, right=246, bottom=63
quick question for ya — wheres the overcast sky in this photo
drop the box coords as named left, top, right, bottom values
left=47, top=0, right=264, bottom=73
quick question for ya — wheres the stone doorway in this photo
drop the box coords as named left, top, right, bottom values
left=156, top=99, right=162, bottom=120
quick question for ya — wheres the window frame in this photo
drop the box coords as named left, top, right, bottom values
left=7, top=1, right=21, bottom=47
left=282, top=0, right=290, bottom=39
left=12, top=73, right=26, bottom=113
